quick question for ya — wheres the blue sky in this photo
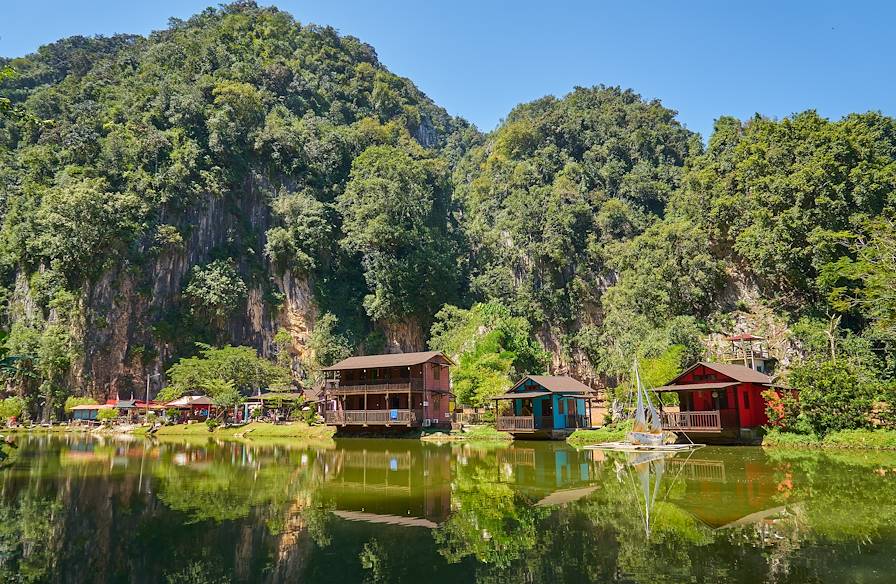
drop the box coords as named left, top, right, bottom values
left=2, top=1, right=894, bottom=139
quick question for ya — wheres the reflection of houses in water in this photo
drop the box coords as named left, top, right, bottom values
left=497, top=444, right=601, bottom=506
left=605, top=449, right=797, bottom=533
left=317, top=443, right=452, bottom=528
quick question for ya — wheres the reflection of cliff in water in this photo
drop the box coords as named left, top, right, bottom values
left=0, top=436, right=894, bottom=583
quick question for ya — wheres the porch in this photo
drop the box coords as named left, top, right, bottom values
left=324, top=409, right=423, bottom=426
left=496, top=414, right=589, bottom=433
left=661, top=409, right=738, bottom=432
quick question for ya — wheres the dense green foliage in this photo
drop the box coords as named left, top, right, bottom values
left=429, top=302, right=548, bottom=406
left=160, top=344, right=289, bottom=401
left=0, top=2, right=894, bottom=418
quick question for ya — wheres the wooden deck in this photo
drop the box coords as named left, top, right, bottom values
left=324, top=409, right=422, bottom=426
left=661, top=410, right=722, bottom=432
left=496, top=414, right=589, bottom=433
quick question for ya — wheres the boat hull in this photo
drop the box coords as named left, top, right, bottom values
left=627, top=431, right=664, bottom=446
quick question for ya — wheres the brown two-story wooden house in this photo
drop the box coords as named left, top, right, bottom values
left=321, top=351, right=453, bottom=429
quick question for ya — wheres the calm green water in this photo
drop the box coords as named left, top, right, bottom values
left=0, top=436, right=894, bottom=583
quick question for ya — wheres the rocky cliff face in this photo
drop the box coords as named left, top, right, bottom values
left=49, top=184, right=319, bottom=400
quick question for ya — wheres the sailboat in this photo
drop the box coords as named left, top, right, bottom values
left=627, top=361, right=665, bottom=446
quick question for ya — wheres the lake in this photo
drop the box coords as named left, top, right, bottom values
left=0, top=435, right=894, bottom=583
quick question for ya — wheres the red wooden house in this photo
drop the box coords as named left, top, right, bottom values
left=321, top=351, right=453, bottom=429
left=654, top=362, right=792, bottom=443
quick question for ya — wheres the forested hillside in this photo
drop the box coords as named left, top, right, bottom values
left=1, top=2, right=894, bottom=420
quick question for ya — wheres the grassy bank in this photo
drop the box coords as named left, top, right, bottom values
left=421, top=425, right=512, bottom=443
left=763, top=428, right=896, bottom=450
left=567, top=421, right=634, bottom=447
left=151, top=421, right=335, bottom=440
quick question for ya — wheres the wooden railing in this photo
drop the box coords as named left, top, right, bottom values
left=661, top=410, right=722, bottom=432
left=564, top=414, right=588, bottom=429
left=324, top=409, right=420, bottom=425
left=496, top=416, right=535, bottom=432
left=326, top=380, right=424, bottom=395
left=453, top=411, right=489, bottom=425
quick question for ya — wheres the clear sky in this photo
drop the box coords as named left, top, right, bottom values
left=2, top=0, right=894, bottom=140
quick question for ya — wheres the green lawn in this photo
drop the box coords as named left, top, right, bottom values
left=567, top=420, right=634, bottom=447
left=764, top=428, right=896, bottom=450
left=151, top=421, right=335, bottom=440
left=421, top=425, right=512, bottom=443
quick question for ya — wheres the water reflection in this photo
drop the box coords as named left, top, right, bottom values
left=0, top=435, right=894, bottom=583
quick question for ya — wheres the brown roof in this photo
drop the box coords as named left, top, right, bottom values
left=671, top=362, right=773, bottom=385
left=510, top=375, right=595, bottom=395
left=321, top=351, right=453, bottom=371
left=653, top=381, right=738, bottom=392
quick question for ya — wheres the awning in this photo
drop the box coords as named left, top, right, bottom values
left=652, top=382, right=737, bottom=393
left=493, top=391, right=552, bottom=400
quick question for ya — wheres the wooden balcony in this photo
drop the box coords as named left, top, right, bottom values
left=497, top=416, right=536, bottom=432
left=324, top=409, right=422, bottom=426
left=326, top=380, right=424, bottom=395
left=661, top=410, right=722, bottom=432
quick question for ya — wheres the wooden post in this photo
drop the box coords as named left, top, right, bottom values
left=363, top=390, right=368, bottom=426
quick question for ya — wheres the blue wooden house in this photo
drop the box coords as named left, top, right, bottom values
left=494, top=375, right=596, bottom=439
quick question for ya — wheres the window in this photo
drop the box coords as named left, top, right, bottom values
left=433, top=365, right=441, bottom=380
left=558, top=399, right=566, bottom=415
left=743, top=392, right=750, bottom=409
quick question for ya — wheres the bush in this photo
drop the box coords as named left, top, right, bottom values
left=64, top=396, right=98, bottom=414
left=205, top=419, right=220, bottom=431
left=762, top=389, right=802, bottom=433
left=0, top=397, right=25, bottom=421
left=788, top=359, right=877, bottom=436
left=96, top=408, right=120, bottom=423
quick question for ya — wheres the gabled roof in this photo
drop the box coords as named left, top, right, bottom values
left=669, top=361, right=773, bottom=385
left=165, top=395, right=215, bottom=407
left=653, top=381, right=738, bottom=393
left=509, top=375, right=595, bottom=395
left=321, top=351, right=454, bottom=371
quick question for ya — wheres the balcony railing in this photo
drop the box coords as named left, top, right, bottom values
left=661, top=410, right=722, bottom=432
left=497, top=416, right=535, bottom=432
left=324, top=409, right=421, bottom=425
left=325, top=380, right=425, bottom=394
left=564, top=414, right=589, bottom=429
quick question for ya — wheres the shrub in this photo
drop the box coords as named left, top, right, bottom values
left=762, top=389, right=802, bottom=433
left=64, top=396, right=98, bottom=414
left=96, top=408, right=120, bottom=423
left=205, top=419, right=220, bottom=431
left=788, top=359, right=877, bottom=436
left=0, top=397, right=25, bottom=421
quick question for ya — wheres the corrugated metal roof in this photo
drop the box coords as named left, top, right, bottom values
left=71, top=403, right=113, bottom=410
left=653, top=381, right=738, bottom=392
left=512, top=375, right=595, bottom=394
left=321, top=351, right=453, bottom=371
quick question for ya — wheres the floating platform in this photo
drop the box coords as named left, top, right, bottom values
left=583, top=442, right=705, bottom=452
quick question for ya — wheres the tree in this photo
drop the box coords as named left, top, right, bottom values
left=787, top=359, right=877, bottom=435
left=183, top=259, right=248, bottom=321
left=337, top=145, right=456, bottom=322
left=161, top=345, right=289, bottom=401
left=823, top=214, right=896, bottom=340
